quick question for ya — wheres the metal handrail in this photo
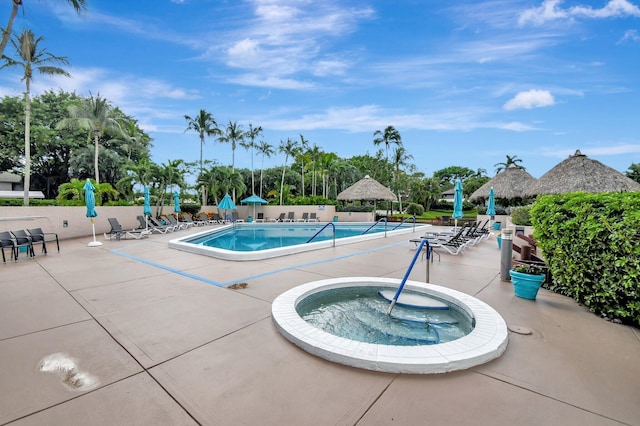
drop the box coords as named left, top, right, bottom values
left=361, top=217, right=387, bottom=236
left=391, top=215, right=416, bottom=232
left=386, top=238, right=431, bottom=315
left=306, top=222, right=336, bottom=246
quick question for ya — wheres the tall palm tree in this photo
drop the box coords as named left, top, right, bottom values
left=57, top=93, right=122, bottom=185
left=297, top=134, right=310, bottom=197
left=153, top=159, right=187, bottom=216
left=0, top=0, right=87, bottom=59
left=308, top=144, right=322, bottom=196
left=1, top=29, right=70, bottom=206
left=240, top=123, right=262, bottom=195
left=184, top=109, right=219, bottom=175
left=278, top=138, right=298, bottom=205
left=184, top=109, right=219, bottom=204
left=373, top=125, right=402, bottom=166
left=392, top=146, right=413, bottom=212
left=257, top=140, right=275, bottom=198
left=218, top=120, right=245, bottom=201
left=494, top=155, right=524, bottom=174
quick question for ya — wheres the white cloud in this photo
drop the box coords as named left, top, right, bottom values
left=503, top=89, right=555, bottom=110
left=618, top=29, right=640, bottom=43
left=519, top=0, right=640, bottom=26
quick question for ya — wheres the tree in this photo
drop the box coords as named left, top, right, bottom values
left=56, top=178, right=117, bottom=206
left=152, top=159, right=188, bottom=216
left=1, top=29, right=70, bottom=205
left=0, top=0, right=87, bottom=59
left=278, top=138, right=298, bottom=205
left=392, top=145, right=413, bottom=212
left=56, top=93, right=122, bottom=185
left=373, top=125, right=402, bottom=166
left=494, top=155, right=525, bottom=174
left=626, top=163, right=640, bottom=183
left=239, top=123, right=262, bottom=195
left=257, top=140, right=275, bottom=199
left=297, top=134, right=310, bottom=196
left=218, top=120, right=245, bottom=201
left=433, top=166, right=476, bottom=185
left=184, top=109, right=219, bottom=204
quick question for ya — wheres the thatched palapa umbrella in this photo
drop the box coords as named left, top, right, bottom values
left=524, top=150, right=640, bottom=197
left=337, top=175, right=395, bottom=215
left=469, top=166, right=538, bottom=202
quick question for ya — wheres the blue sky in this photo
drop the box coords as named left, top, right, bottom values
left=1, top=0, right=640, bottom=179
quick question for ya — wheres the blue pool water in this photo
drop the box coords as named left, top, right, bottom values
left=296, top=286, right=474, bottom=346
left=184, top=223, right=413, bottom=252
left=170, top=222, right=430, bottom=261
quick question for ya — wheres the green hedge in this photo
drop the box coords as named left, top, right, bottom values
left=531, top=192, right=640, bottom=327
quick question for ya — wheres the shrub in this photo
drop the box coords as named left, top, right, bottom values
left=511, top=206, right=532, bottom=226
left=531, top=192, right=640, bottom=327
left=405, top=203, right=424, bottom=216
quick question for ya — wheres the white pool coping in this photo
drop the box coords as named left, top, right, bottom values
left=272, top=277, right=509, bottom=374
left=169, top=222, right=432, bottom=261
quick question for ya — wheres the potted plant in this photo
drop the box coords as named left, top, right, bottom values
left=509, top=264, right=546, bottom=300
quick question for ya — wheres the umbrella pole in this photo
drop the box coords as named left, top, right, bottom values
left=88, top=218, right=103, bottom=247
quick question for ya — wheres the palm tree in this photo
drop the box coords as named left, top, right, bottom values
left=57, top=93, right=122, bottom=185
left=184, top=109, right=219, bottom=175
left=278, top=138, right=298, bottom=205
left=56, top=178, right=117, bottom=206
left=392, top=146, right=413, bottom=212
left=1, top=29, right=70, bottom=206
left=494, top=155, right=525, bottom=174
left=297, top=134, right=310, bottom=197
left=257, top=140, right=275, bottom=198
left=218, top=121, right=245, bottom=201
left=373, top=125, right=402, bottom=166
left=153, top=159, right=187, bottom=216
left=240, top=123, right=262, bottom=195
left=0, top=0, right=87, bottom=59
left=184, top=109, right=219, bottom=204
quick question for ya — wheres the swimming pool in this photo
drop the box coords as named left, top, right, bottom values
left=169, top=222, right=431, bottom=261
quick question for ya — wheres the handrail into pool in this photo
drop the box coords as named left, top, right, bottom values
left=361, top=217, right=388, bottom=237
left=306, top=222, right=336, bottom=246
left=386, top=238, right=431, bottom=315
left=391, top=215, right=416, bottom=232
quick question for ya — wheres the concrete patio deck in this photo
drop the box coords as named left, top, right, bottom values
left=1, top=225, right=638, bottom=425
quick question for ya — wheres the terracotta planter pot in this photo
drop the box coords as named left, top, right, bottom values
left=509, top=270, right=545, bottom=300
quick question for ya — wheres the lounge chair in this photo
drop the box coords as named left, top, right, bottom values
left=197, top=213, right=215, bottom=225
left=309, top=212, right=319, bottom=222
left=284, top=212, right=295, bottom=222
left=27, top=227, right=60, bottom=252
left=274, top=213, right=286, bottom=222
left=104, top=218, right=149, bottom=240
left=176, top=214, right=196, bottom=228
left=255, top=212, right=265, bottom=222
left=410, top=226, right=470, bottom=256
left=163, top=215, right=188, bottom=230
left=212, top=213, right=224, bottom=224
left=181, top=214, right=205, bottom=227
left=298, top=213, right=309, bottom=222
left=143, top=216, right=171, bottom=233
left=149, top=216, right=175, bottom=232
left=231, top=211, right=244, bottom=222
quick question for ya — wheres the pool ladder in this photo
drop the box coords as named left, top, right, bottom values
left=386, top=238, right=431, bottom=315
left=306, top=222, right=336, bottom=245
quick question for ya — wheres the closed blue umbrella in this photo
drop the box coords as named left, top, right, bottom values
left=143, top=186, right=152, bottom=231
left=218, top=193, right=236, bottom=222
left=486, top=186, right=496, bottom=219
left=452, top=179, right=464, bottom=229
left=83, top=179, right=102, bottom=247
left=173, top=191, right=181, bottom=222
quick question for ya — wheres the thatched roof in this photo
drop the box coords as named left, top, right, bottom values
left=469, top=166, right=538, bottom=202
left=337, top=175, right=396, bottom=201
left=524, top=150, right=640, bottom=197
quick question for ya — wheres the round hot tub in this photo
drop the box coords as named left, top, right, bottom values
left=272, top=277, right=508, bottom=374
